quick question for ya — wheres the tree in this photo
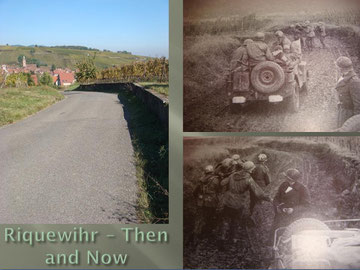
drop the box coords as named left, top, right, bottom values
left=39, top=72, right=53, bottom=86
left=75, top=57, right=97, bottom=83
left=51, top=64, right=56, bottom=71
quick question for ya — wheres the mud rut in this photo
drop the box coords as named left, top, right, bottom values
left=192, top=37, right=356, bottom=132
left=184, top=141, right=360, bottom=269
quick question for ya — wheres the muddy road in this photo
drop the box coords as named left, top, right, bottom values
left=184, top=37, right=358, bottom=132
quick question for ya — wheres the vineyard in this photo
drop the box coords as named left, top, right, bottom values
left=96, top=57, right=169, bottom=83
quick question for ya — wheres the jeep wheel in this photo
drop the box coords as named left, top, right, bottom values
left=288, top=84, right=300, bottom=113
left=251, top=61, right=285, bottom=94
left=278, top=218, right=330, bottom=268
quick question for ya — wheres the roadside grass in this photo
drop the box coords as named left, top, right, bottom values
left=137, top=82, right=169, bottom=96
left=0, top=86, right=64, bottom=126
left=117, top=88, right=168, bottom=223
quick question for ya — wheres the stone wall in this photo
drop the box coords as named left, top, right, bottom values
left=78, top=82, right=168, bottom=128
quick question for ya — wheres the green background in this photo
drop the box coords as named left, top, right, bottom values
left=0, top=0, right=183, bottom=268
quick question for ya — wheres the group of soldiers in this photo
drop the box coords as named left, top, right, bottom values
left=288, top=20, right=327, bottom=51
left=230, top=21, right=360, bottom=129
left=192, top=153, right=311, bottom=250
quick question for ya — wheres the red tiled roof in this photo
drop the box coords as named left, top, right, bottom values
left=59, top=72, right=75, bottom=84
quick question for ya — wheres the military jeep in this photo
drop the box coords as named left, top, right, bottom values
left=270, top=218, right=360, bottom=269
left=227, top=58, right=309, bottom=113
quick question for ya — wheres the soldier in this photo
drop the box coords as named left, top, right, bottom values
left=271, top=168, right=311, bottom=239
left=230, top=39, right=252, bottom=71
left=295, top=23, right=306, bottom=49
left=317, top=22, right=327, bottom=49
left=193, top=165, right=221, bottom=246
left=231, top=154, right=244, bottom=171
left=275, top=31, right=292, bottom=50
left=335, top=56, right=360, bottom=128
left=215, top=157, right=237, bottom=179
left=304, top=20, right=315, bottom=51
left=246, top=32, right=275, bottom=67
left=290, top=24, right=302, bottom=42
left=250, top=154, right=271, bottom=215
left=218, top=161, right=271, bottom=248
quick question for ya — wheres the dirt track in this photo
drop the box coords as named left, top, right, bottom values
left=184, top=37, right=357, bottom=132
left=183, top=138, right=360, bottom=269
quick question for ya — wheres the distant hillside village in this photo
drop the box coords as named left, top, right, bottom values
left=1, top=56, right=75, bottom=86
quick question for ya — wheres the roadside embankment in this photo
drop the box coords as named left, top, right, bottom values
left=0, top=86, right=64, bottom=127
left=78, top=82, right=168, bottom=128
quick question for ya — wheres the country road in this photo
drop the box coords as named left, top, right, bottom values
left=0, top=91, right=138, bottom=224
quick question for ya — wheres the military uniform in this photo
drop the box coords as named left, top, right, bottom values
left=230, top=46, right=248, bottom=71
left=277, top=36, right=292, bottom=50
left=219, top=170, right=270, bottom=242
left=336, top=70, right=360, bottom=128
left=250, top=162, right=271, bottom=214
left=246, top=41, right=275, bottom=67
left=318, top=24, right=326, bottom=48
left=271, top=180, right=311, bottom=233
left=193, top=173, right=221, bottom=242
left=304, top=24, right=315, bottom=51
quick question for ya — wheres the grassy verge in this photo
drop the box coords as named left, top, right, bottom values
left=137, top=82, right=169, bottom=96
left=0, top=86, right=64, bottom=126
left=117, top=88, right=168, bottom=223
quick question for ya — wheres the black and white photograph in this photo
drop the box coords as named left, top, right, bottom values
left=184, top=136, right=360, bottom=269
left=183, top=0, right=360, bottom=132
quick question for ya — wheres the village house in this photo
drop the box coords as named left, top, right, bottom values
left=1, top=56, right=76, bottom=86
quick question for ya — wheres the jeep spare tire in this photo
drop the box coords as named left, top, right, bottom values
left=251, top=61, right=285, bottom=94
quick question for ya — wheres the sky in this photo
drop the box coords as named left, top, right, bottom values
left=184, top=0, right=360, bottom=19
left=0, top=0, right=169, bottom=57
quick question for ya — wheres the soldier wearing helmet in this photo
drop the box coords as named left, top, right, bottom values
left=249, top=153, right=271, bottom=215
left=218, top=160, right=271, bottom=248
left=230, top=39, right=252, bottom=71
left=304, top=20, right=315, bottom=51
left=316, top=21, right=327, bottom=49
left=271, top=168, right=311, bottom=236
left=275, top=30, right=292, bottom=50
left=215, top=157, right=237, bottom=179
left=335, top=56, right=360, bottom=128
left=193, top=165, right=221, bottom=247
left=246, top=32, right=275, bottom=67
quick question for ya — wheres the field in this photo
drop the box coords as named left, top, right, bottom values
left=0, top=86, right=64, bottom=126
left=0, top=45, right=150, bottom=70
left=184, top=137, right=360, bottom=268
left=183, top=10, right=360, bottom=131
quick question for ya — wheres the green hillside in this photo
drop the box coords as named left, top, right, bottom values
left=0, top=45, right=150, bottom=70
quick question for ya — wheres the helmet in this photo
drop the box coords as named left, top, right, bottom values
left=336, top=56, right=353, bottom=70
left=232, top=154, right=241, bottom=161
left=222, top=158, right=233, bottom=168
left=205, top=165, right=214, bottom=174
left=285, top=168, right=301, bottom=181
left=258, top=153, right=268, bottom=162
left=275, top=30, right=284, bottom=37
left=255, top=32, right=265, bottom=41
left=243, top=39, right=253, bottom=46
left=305, top=20, right=310, bottom=25
left=243, top=161, right=256, bottom=172
left=290, top=24, right=295, bottom=28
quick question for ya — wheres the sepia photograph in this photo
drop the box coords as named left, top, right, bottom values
left=183, top=0, right=360, bottom=132
left=184, top=136, right=360, bottom=269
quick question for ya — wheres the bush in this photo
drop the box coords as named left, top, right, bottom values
left=39, top=72, right=53, bottom=86
left=75, top=57, right=97, bottom=83
left=5, top=73, right=34, bottom=87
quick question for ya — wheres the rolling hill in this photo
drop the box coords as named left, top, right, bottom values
left=0, top=45, right=150, bottom=70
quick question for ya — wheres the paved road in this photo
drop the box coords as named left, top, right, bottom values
left=0, top=91, right=138, bottom=224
